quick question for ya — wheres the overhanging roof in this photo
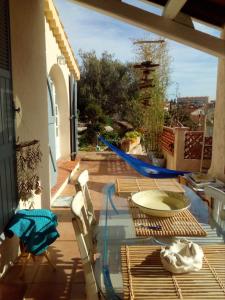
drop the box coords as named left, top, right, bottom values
left=71, top=0, right=225, bottom=58
left=45, top=0, right=80, bottom=79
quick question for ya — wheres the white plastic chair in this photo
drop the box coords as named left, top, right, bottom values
left=71, top=191, right=100, bottom=300
left=77, top=170, right=96, bottom=225
left=205, top=185, right=225, bottom=230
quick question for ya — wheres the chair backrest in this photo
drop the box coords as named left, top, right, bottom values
left=71, top=191, right=99, bottom=300
left=205, top=186, right=225, bottom=230
left=212, top=196, right=225, bottom=230
left=77, top=170, right=96, bottom=225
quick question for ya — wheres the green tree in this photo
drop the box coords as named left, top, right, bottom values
left=132, top=39, right=171, bottom=153
left=78, top=50, right=139, bottom=121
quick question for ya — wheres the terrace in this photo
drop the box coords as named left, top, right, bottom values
left=1, top=158, right=140, bottom=299
left=1, top=0, right=225, bottom=299
left=1, top=154, right=223, bottom=300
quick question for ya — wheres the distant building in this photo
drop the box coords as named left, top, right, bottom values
left=190, top=102, right=215, bottom=134
left=177, top=96, right=208, bottom=107
left=177, top=96, right=209, bottom=115
left=208, top=100, right=216, bottom=108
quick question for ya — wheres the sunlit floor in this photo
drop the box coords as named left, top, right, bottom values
left=1, top=156, right=140, bottom=300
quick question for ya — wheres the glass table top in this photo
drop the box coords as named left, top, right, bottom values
left=94, top=184, right=225, bottom=298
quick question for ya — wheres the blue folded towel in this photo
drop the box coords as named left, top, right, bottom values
left=5, top=209, right=60, bottom=255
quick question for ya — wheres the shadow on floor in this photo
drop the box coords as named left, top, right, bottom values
left=2, top=241, right=87, bottom=300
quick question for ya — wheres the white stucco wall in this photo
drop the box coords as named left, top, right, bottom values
left=45, top=20, right=71, bottom=159
left=10, top=0, right=50, bottom=208
left=0, top=0, right=78, bottom=277
left=0, top=0, right=49, bottom=276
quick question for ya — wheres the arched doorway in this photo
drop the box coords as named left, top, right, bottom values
left=48, top=64, right=69, bottom=187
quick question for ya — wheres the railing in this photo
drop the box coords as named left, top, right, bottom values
left=204, top=137, right=213, bottom=159
left=161, top=127, right=175, bottom=155
left=161, top=126, right=213, bottom=172
left=184, top=132, right=212, bottom=160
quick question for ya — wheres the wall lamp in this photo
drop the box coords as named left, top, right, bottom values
left=57, top=55, right=66, bottom=65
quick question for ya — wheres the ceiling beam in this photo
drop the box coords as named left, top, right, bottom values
left=71, top=0, right=225, bottom=58
left=138, top=0, right=193, bottom=28
left=163, top=0, right=194, bottom=29
left=174, top=12, right=194, bottom=28
left=163, top=0, right=187, bottom=20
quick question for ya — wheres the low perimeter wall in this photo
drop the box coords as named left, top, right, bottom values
left=161, top=127, right=212, bottom=172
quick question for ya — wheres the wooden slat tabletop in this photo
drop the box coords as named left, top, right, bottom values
left=129, top=199, right=207, bottom=237
left=116, top=178, right=184, bottom=197
left=121, top=244, right=225, bottom=300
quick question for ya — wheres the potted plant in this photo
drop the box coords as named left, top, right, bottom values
left=125, top=130, right=141, bottom=143
left=121, top=131, right=141, bottom=152
left=152, top=149, right=166, bottom=167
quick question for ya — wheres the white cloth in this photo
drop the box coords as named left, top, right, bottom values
left=160, top=238, right=204, bottom=274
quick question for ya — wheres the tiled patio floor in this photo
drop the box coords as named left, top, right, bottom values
left=1, top=156, right=140, bottom=300
left=51, top=158, right=80, bottom=200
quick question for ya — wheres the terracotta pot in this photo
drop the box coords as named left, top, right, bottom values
left=121, top=139, right=130, bottom=152
left=152, top=157, right=166, bottom=167
left=121, top=136, right=141, bottom=153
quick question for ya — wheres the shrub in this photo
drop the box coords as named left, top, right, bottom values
left=78, top=133, right=89, bottom=148
left=84, top=102, right=106, bottom=124
left=101, top=130, right=120, bottom=146
left=124, top=130, right=141, bottom=141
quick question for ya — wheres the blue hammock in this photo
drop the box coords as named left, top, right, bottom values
left=98, top=135, right=189, bottom=178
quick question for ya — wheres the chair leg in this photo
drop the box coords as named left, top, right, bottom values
left=44, top=251, right=56, bottom=271
left=19, top=253, right=31, bottom=278
left=19, top=250, right=56, bottom=278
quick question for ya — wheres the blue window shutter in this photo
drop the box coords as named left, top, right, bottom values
left=69, top=76, right=78, bottom=160
left=0, top=0, right=18, bottom=233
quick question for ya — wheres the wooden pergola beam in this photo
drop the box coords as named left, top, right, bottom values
left=163, top=0, right=187, bottom=19
left=163, top=0, right=194, bottom=28
left=174, top=12, right=194, bottom=29
left=72, top=0, right=225, bottom=58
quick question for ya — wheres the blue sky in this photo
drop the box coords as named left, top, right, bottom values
left=54, top=0, right=220, bottom=100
